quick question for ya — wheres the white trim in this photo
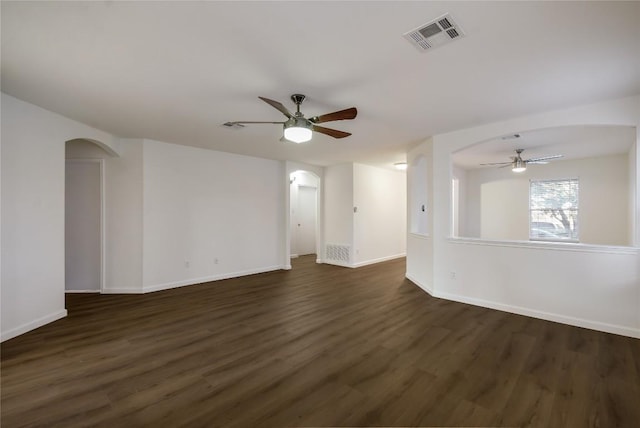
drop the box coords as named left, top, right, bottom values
left=447, top=236, right=639, bottom=255
left=409, top=232, right=430, bottom=240
left=351, top=253, right=406, bottom=268
left=324, top=253, right=406, bottom=269
left=315, top=258, right=322, bottom=264
left=1, top=310, right=67, bottom=342
left=290, top=254, right=299, bottom=259
left=323, top=260, right=352, bottom=268
left=101, top=288, right=143, bottom=294
left=65, top=290, right=100, bottom=293
left=142, top=265, right=285, bottom=293
left=433, top=290, right=640, bottom=339
left=405, top=273, right=434, bottom=295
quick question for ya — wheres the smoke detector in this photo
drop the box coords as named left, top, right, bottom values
left=403, top=13, right=465, bottom=52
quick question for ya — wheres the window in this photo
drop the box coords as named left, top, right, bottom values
left=529, top=178, right=579, bottom=241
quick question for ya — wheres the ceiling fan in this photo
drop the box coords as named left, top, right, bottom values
left=223, top=94, right=357, bottom=143
left=480, top=149, right=563, bottom=173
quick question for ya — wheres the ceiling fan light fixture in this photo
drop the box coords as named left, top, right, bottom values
left=512, top=158, right=527, bottom=173
left=394, top=162, right=408, bottom=170
left=283, top=118, right=312, bottom=143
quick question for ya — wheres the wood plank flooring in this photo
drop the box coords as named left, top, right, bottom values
left=2, top=255, right=640, bottom=427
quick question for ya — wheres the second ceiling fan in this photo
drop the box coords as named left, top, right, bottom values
left=224, top=94, right=357, bottom=143
left=480, top=149, right=563, bottom=172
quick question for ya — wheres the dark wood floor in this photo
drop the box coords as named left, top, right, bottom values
left=2, top=256, right=639, bottom=427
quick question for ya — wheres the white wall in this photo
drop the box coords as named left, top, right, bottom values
left=324, top=163, right=354, bottom=262
left=463, top=154, right=630, bottom=246
left=410, top=95, right=640, bottom=338
left=480, top=179, right=530, bottom=241
left=353, top=163, right=406, bottom=267
left=630, top=140, right=638, bottom=245
left=141, top=139, right=285, bottom=292
left=451, top=165, right=467, bottom=237
left=1, top=93, right=120, bottom=341
left=323, top=162, right=407, bottom=267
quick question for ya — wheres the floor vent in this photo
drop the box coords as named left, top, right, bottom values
left=325, top=244, right=350, bottom=263
left=403, top=13, right=465, bottom=53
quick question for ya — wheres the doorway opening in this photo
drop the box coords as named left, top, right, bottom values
left=65, top=139, right=114, bottom=293
left=289, top=170, right=320, bottom=263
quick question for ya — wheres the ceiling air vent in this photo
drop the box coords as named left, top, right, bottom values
left=403, top=13, right=465, bottom=52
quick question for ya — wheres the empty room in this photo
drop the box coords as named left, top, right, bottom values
left=1, top=1, right=639, bottom=427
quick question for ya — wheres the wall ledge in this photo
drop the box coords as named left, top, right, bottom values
left=448, top=236, right=639, bottom=255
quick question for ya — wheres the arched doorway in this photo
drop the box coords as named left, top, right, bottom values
left=64, top=138, right=114, bottom=293
left=289, top=169, right=321, bottom=265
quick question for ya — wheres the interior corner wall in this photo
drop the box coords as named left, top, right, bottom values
left=1, top=93, right=119, bottom=341
left=352, top=163, right=406, bottom=267
left=141, top=139, right=284, bottom=292
left=323, top=163, right=354, bottom=264
left=426, top=95, right=640, bottom=338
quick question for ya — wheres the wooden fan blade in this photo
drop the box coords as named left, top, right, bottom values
left=312, top=125, right=351, bottom=139
left=310, top=107, right=358, bottom=124
left=526, top=154, right=563, bottom=163
left=258, top=96, right=293, bottom=118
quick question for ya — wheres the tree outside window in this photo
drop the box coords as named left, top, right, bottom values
left=529, top=178, right=579, bottom=241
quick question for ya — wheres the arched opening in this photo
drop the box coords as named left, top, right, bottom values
left=289, top=170, right=321, bottom=265
left=451, top=125, right=637, bottom=246
left=65, top=138, right=115, bottom=293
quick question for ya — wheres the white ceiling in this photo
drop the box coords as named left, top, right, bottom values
left=2, top=1, right=639, bottom=169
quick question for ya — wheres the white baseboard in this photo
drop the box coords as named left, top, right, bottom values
left=290, top=254, right=299, bottom=259
left=1, top=309, right=68, bottom=342
left=322, top=260, right=353, bottom=268
left=434, top=290, right=640, bottom=339
left=405, top=273, right=434, bottom=296
left=101, top=288, right=143, bottom=294
left=143, top=265, right=286, bottom=293
left=65, top=289, right=100, bottom=293
left=351, top=253, right=406, bottom=268
left=324, top=253, right=406, bottom=269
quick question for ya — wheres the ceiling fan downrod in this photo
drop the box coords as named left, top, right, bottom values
left=291, top=94, right=306, bottom=116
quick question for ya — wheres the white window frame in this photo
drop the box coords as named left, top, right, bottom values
left=529, top=178, right=580, bottom=243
